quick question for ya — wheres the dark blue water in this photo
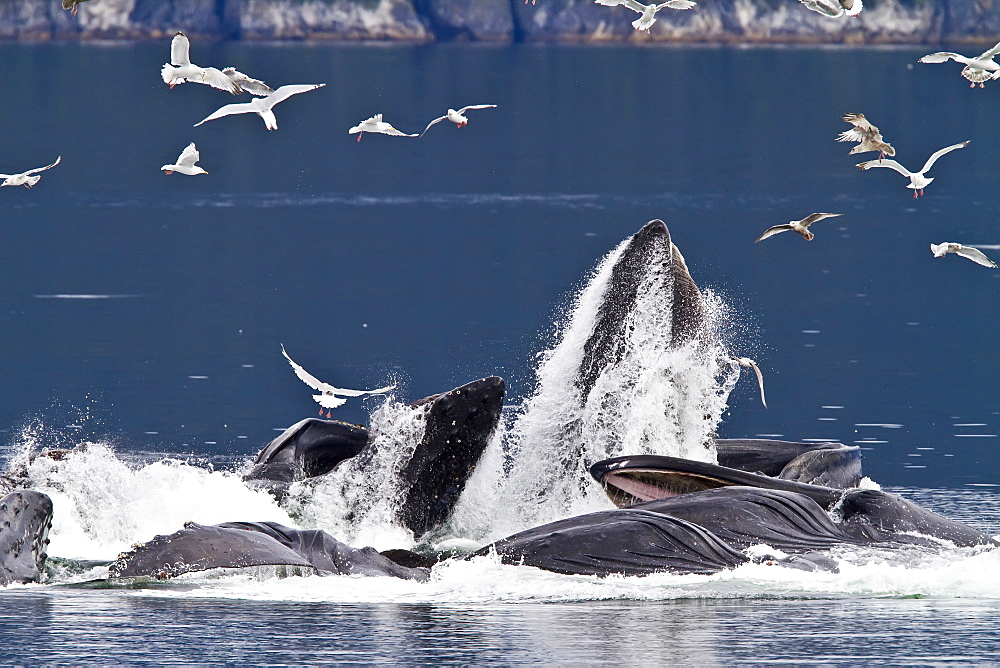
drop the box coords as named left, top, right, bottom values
left=1, top=43, right=997, bottom=486
left=1, top=42, right=999, bottom=664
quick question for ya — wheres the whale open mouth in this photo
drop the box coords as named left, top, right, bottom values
left=598, top=469, right=733, bottom=506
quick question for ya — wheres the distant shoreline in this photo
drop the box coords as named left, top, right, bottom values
left=1, top=0, right=998, bottom=47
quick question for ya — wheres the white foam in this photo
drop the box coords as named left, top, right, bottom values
left=21, top=443, right=291, bottom=561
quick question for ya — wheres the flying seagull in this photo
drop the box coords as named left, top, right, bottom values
left=221, top=67, right=274, bottom=97
left=798, top=0, right=862, bottom=17
left=754, top=212, right=843, bottom=243
left=593, top=0, right=697, bottom=32
left=61, top=0, right=89, bottom=14
left=930, top=243, right=998, bottom=268
left=730, top=357, right=767, bottom=408
left=280, top=344, right=395, bottom=417
left=421, top=104, right=497, bottom=136
left=919, top=41, right=1000, bottom=88
left=349, top=114, right=419, bottom=142
left=194, top=84, right=325, bottom=130
left=856, top=141, right=969, bottom=198
left=837, top=113, right=894, bottom=159
left=0, top=156, right=61, bottom=189
left=161, top=143, right=208, bottom=176
left=161, top=32, right=245, bottom=94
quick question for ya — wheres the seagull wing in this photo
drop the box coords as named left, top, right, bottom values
left=837, top=128, right=869, bottom=143
left=194, top=101, right=256, bottom=127
left=955, top=245, right=998, bottom=268
left=176, top=143, right=199, bottom=168
left=170, top=32, right=191, bottom=66
left=749, top=360, right=767, bottom=408
left=918, top=52, right=962, bottom=64
left=199, top=67, right=243, bottom=94
left=382, top=125, right=420, bottom=137
left=23, top=156, right=61, bottom=176
left=260, top=84, right=326, bottom=110
left=594, top=0, right=626, bottom=6
left=800, top=212, right=843, bottom=227
left=280, top=344, right=335, bottom=394
left=328, top=383, right=397, bottom=398
left=0, top=174, right=10, bottom=179
left=842, top=112, right=880, bottom=136
left=222, top=67, right=274, bottom=96
left=621, top=0, right=649, bottom=12
left=420, top=115, right=449, bottom=136
left=977, top=40, right=1000, bottom=60
left=456, top=104, right=498, bottom=114
left=856, top=158, right=911, bottom=176
left=754, top=224, right=793, bottom=243
left=920, top=141, right=969, bottom=173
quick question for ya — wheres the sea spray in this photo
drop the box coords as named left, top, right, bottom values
left=284, top=398, right=429, bottom=549
left=17, top=443, right=291, bottom=561
left=451, top=226, right=740, bottom=541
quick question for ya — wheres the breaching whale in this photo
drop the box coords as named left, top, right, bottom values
left=245, top=376, right=505, bottom=537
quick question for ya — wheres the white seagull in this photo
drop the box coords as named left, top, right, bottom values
left=730, top=357, right=767, bottom=408
left=161, top=143, right=208, bottom=176
left=194, top=84, right=325, bottom=130
left=349, top=114, right=419, bottom=142
left=421, top=104, right=497, bottom=135
left=856, top=141, right=969, bottom=198
left=798, top=0, right=862, bottom=17
left=594, top=0, right=697, bottom=32
left=0, top=156, right=61, bottom=189
left=919, top=41, right=1000, bottom=88
left=280, top=344, right=396, bottom=417
left=221, top=67, right=274, bottom=97
left=837, top=112, right=894, bottom=159
left=161, top=32, right=246, bottom=95
left=755, top=212, right=843, bottom=243
left=930, top=243, right=998, bottom=268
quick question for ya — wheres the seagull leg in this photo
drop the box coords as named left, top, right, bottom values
left=980, top=83, right=986, bottom=88
left=912, top=190, right=918, bottom=199
left=318, top=408, right=323, bottom=416
left=356, top=133, right=363, bottom=143
left=970, top=82, right=976, bottom=88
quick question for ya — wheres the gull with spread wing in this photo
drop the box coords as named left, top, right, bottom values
left=349, top=114, right=419, bottom=142
left=730, top=357, right=767, bottom=408
left=930, top=243, right=998, bottom=268
left=594, top=0, right=697, bottom=32
left=194, top=84, right=325, bottom=130
left=837, top=112, right=894, bottom=159
left=280, top=344, right=395, bottom=417
left=421, top=104, right=497, bottom=135
left=161, top=143, right=208, bottom=176
left=755, top=212, right=843, bottom=243
left=919, top=41, right=1000, bottom=88
left=856, top=141, right=969, bottom=198
left=161, top=32, right=244, bottom=94
left=0, top=156, right=61, bottom=189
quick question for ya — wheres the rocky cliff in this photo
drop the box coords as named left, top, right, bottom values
left=0, top=0, right=997, bottom=44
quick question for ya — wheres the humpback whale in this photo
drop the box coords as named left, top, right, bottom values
left=0, top=490, right=53, bottom=585
left=4, top=221, right=995, bottom=587
left=246, top=376, right=505, bottom=537
left=109, top=520, right=429, bottom=582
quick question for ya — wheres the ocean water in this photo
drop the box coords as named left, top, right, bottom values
left=1, top=42, right=999, bottom=663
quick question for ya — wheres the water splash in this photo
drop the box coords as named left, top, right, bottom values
left=452, top=230, right=740, bottom=541
left=284, top=399, right=430, bottom=550
left=15, top=443, right=290, bottom=561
